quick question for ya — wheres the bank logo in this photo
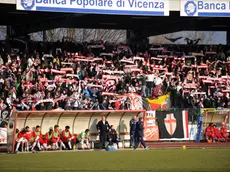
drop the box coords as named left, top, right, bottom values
left=21, top=0, right=35, bottom=10
left=184, top=1, right=197, bottom=16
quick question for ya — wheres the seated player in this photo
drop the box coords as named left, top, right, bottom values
left=205, top=123, right=214, bottom=143
left=15, top=129, right=22, bottom=152
left=213, top=124, right=223, bottom=142
left=15, top=129, right=19, bottom=141
left=31, top=125, right=47, bottom=151
left=220, top=123, right=229, bottom=142
left=52, top=125, right=66, bottom=150
left=44, top=127, right=54, bottom=150
left=77, top=129, right=90, bottom=149
left=24, top=126, right=34, bottom=149
left=107, top=125, right=120, bottom=149
left=15, top=128, right=29, bottom=152
left=61, top=126, right=76, bottom=150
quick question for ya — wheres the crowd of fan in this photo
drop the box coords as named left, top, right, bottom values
left=1, top=41, right=230, bottom=111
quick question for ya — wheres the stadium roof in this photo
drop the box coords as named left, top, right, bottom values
left=0, top=4, right=230, bottom=37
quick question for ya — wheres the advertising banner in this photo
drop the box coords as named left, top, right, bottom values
left=16, top=0, right=169, bottom=16
left=0, top=127, right=7, bottom=144
left=181, top=0, right=230, bottom=17
left=144, top=111, right=159, bottom=141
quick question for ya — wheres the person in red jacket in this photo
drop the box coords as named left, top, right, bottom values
left=220, top=123, right=229, bottom=142
left=213, top=124, right=223, bottom=142
left=52, top=125, right=66, bottom=150
left=15, top=128, right=23, bottom=152
left=205, top=123, right=214, bottom=143
left=61, top=126, right=76, bottom=150
left=44, top=127, right=53, bottom=149
left=31, top=125, right=47, bottom=151
left=25, top=126, right=34, bottom=144
left=15, top=128, right=29, bottom=152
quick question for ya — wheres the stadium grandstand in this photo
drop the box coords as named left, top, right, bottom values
left=0, top=0, right=230, bottom=171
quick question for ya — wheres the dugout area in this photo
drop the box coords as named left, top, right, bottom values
left=7, top=110, right=145, bottom=153
left=202, top=110, right=230, bottom=129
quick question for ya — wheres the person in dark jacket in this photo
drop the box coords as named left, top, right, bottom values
left=129, top=115, right=137, bottom=148
left=107, top=125, right=119, bottom=148
left=96, top=116, right=110, bottom=149
left=134, top=117, right=149, bottom=150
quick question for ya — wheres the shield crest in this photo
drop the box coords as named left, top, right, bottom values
left=21, top=0, right=35, bottom=10
left=164, top=113, right=177, bottom=136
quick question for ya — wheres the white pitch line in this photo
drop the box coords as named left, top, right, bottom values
left=1, top=168, right=155, bottom=171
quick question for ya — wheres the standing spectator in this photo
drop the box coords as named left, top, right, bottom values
left=146, top=72, right=154, bottom=98
left=96, top=116, right=110, bottom=149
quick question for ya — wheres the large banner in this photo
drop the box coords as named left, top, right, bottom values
left=0, top=110, right=12, bottom=123
left=16, top=0, right=169, bottom=16
left=144, top=111, right=159, bottom=141
left=146, top=93, right=170, bottom=110
left=0, top=110, right=12, bottom=145
left=0, top=127, right=7, bottom=144
left=181, top=0, right=230, bottom=17
left=156, top=110, right=189, bottom=140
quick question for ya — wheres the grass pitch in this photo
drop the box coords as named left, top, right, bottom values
left=0, top=149, right=230, bottom=172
